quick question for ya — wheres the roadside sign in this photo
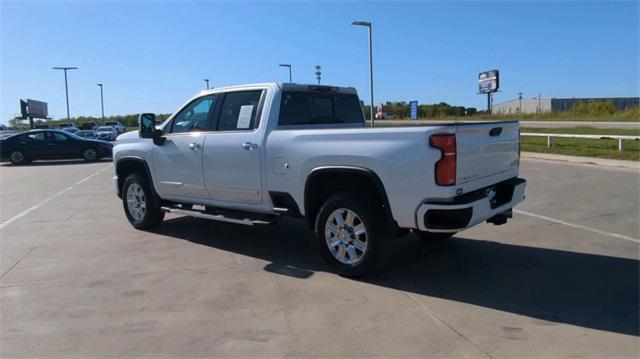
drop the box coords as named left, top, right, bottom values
left=479, top=69, right=499, bottom=93
left=409, top=100, right=418, bottom=119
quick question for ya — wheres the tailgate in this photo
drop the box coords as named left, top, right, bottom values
left=455, top=122, right=520, bottom=185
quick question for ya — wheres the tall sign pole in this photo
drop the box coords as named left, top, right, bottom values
left=478, top=69, right=499, bottom=114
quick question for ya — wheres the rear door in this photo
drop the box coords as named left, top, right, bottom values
left=202, top=90, right=265, bottom=205
left=455, top=122, right=520, bottom=185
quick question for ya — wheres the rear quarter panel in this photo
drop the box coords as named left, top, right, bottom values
left=265, top=126, right=458, bottom=228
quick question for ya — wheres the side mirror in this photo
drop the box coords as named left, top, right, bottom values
left=138, top=113, right=164, bottom=145
left=138, top=113, right=156, bottom=138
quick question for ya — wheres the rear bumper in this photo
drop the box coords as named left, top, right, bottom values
left=416, top=177, right=526, bottom=233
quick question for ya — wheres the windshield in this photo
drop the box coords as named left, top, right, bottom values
left=97, top=127, right=113, bottom=131
left=105, top=122, right=117, bottom=126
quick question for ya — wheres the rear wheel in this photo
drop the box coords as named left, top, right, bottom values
left=315, top=192, right=387, bottom=277
left=413, top=230, right=456, bottom=241
left=82, top=148, right=98, bottom=161
left=122, top=173, right=164, bottom=229
left=9, top=150, right=26, bottom=165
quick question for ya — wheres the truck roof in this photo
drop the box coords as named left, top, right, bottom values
left=198, top=82, right=358, bottom=96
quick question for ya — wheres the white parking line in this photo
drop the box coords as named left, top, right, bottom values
left=514, top=209, right=640, bottom=244
left=0, top=165, right=111, bottom=230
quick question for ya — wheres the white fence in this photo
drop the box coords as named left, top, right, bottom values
left=521, top=133, right=640, bottom=151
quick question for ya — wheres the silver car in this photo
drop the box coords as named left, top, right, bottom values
left=96, top=126, right=118, bottom=141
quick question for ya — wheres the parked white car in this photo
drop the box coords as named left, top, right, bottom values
left=96, top=126, right=118, bottom=141
left=104, top=121, right=126, bottom=134
left=112, top=83, right=526, bottom=276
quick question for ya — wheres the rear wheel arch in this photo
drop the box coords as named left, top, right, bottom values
left=303, top=166, right=395, bottom=230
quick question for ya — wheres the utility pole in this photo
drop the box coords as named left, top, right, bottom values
left=352, top=20, right=374, bottom=127
left=315, top=65, right=322, bottom=84
left=52, top=66, right=78, bottom=120
left=279, top=64, right=292, bottom=82
left=204, top=79, right=210, bottom=90
left=538, top=93, right=541, bottom=113
left=97, top=83, right=104, bottom=119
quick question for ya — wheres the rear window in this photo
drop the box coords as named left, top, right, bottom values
left=278, top=91, right=364, bottom=126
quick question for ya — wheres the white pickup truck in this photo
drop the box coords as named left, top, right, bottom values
left=113, top=83, right=526, bottom=276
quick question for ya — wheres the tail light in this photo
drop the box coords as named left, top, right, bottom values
left=517, top=128, right=521, bottom=167
left=430, top=134, right=456, bottom=186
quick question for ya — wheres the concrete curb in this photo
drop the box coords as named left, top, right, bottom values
left=522, top=152, right=640, bottom=170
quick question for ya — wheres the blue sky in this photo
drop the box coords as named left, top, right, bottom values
left=1, top=0, right=638, bottom=121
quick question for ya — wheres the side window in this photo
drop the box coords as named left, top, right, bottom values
left=51, top=132, right=70, bottom=141
left=27, top=132, right=46, bottom=141
left=170, top=95, right=215, bottom=134
left=217, top=90, right=263, bottom=131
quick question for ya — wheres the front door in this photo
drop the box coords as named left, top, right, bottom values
left=203, top=90, right=264, bottom=205
left=152, top=95, right=216, bottom=199
left=47, top=131, right=81, bottom=158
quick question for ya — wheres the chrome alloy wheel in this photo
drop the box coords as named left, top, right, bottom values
left=126, top=183, right=146, bottom=223
left=324, top=208, right=368, bottom=265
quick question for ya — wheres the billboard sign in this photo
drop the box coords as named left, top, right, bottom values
left=409, top=100, right=418, bottom=119
left=479, top=69, right=499, bottom=93
left=20, top=99, right=49, bottom=118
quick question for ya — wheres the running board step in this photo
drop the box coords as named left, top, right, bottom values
left=161, top=207, right=271, bottom=226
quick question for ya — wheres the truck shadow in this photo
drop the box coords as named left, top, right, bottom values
left=156, top=216, right=639, bottom=337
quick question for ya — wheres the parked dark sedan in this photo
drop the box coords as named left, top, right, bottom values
left=0, top=130, right=113, bottom=165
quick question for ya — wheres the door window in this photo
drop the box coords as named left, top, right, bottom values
left=170, top=96, right=215, bottom=134
left=216, top=91, right=263, bottom=131
left=51, top=132, right=70, bottom=141
left=26, top=132, right=46, bottom=141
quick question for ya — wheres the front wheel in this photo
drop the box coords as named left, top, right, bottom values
left=315, top=192, right=388, bottom=277
left=413, top=230, right=456, bottom=241
left=122, top=173, right=164, bottom=229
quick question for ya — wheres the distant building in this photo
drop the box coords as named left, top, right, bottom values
left=492, top=97, right=639, bottom=114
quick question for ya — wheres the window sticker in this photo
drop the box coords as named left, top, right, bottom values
left=237, top=105, right=254, bottom=129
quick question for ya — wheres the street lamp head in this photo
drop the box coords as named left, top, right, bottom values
left=351, top=21, right=371, bottom=27
left=279, top=64, right=291, bottom=68
left=52, top=66, right=78, bottom=70
left=97, top=83, right=103, bottom=87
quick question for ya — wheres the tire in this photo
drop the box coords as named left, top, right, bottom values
left=82, top=148, right=98, bottom=162
left=122, top=173, right=164, bottom=229
left=9, top=150, right=26, bottom=165
left=413, top=230, right=456, bottom=241
left=314, top=192, right=388, bottom=277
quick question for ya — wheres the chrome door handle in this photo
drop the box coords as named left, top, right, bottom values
left=241, top=142, right=258, bottom=150
left=188, top=143, right=201, bottom=150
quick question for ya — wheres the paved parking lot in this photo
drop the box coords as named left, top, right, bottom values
left=1, top=158, right=638, bottom=357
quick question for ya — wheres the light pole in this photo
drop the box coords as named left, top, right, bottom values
left=52, top=66, right=78, bottom=120
left=204, top=79, right=210, bottom=90
left=315, top=65, right=321, bottom=84
left=97, top=83, right=104, bottom=119
left=518, top=92, right=523, bottom=114
left=279, top=64, right=292, bottom=82
left=352, top=21, right=374, bottom=127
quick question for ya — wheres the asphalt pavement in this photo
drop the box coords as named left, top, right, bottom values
left=1, top=158, right=638, bottom=357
